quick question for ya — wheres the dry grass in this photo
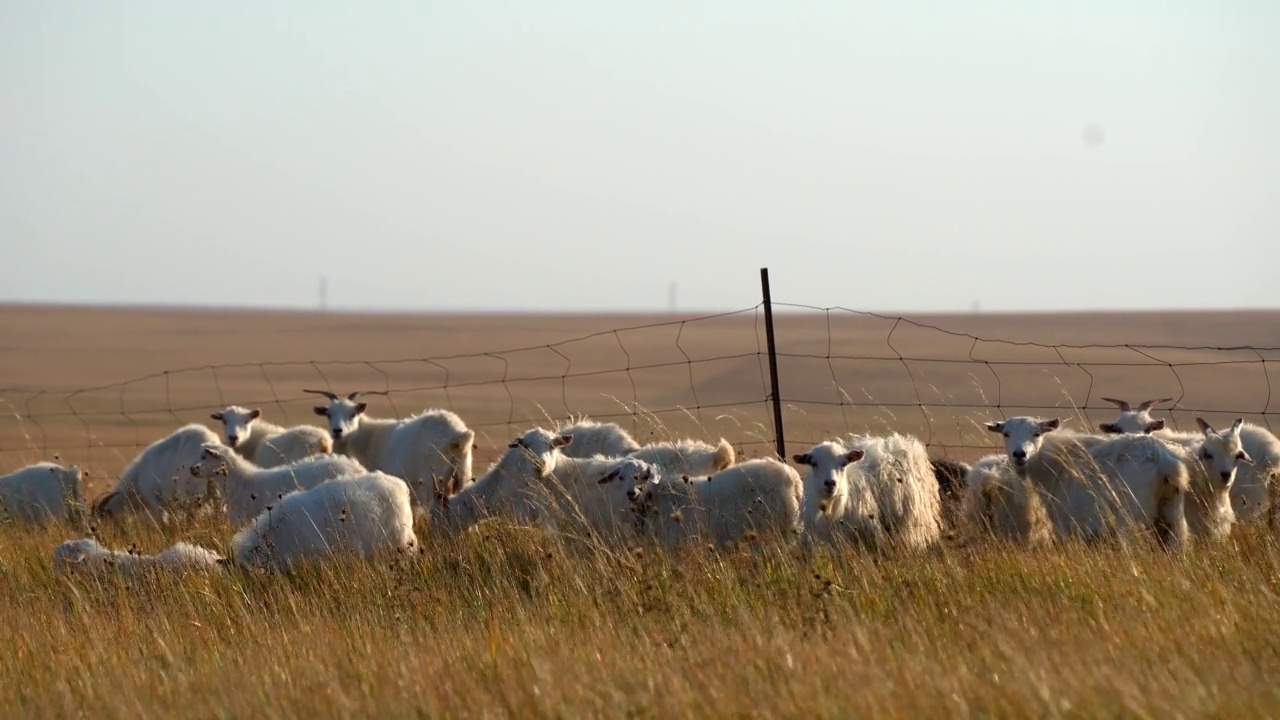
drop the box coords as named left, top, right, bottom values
left=4, top=516, right=1280, bottom=717
left=3, top=305, right=1280, bottom=717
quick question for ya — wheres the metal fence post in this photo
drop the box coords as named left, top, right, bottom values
left=760, top=268, right=786, bottom=459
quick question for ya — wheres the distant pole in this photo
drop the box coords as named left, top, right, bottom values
left=319, top=276, right=328, bottom=312
left=760, top=268, right=786, bottom=460
left=668, top=282, right=677, bottom=312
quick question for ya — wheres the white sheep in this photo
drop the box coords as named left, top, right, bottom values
left=210, top=405, right=333, bottom=467
left=93, top=423, right=223, bottom=521
left=553, top=417, right=641, bottom=458
left=1098, top=396, right=1280, bottom=522
left=305, top=389, right=475, bottom=504
left=427, top=430, right=553, bottom=533
left=0, top=462, right=85, bottom=525
left=189, top=443, right=368, bottom=527
left=606, top=457, right=803, bottom=546
left=986, top=416, right=1189, bottom=550
left=627, top=437, right=736, bottom=479
left=231, top=471, right=417, bottom=572
left=54, top=537, right=225, bottom=574
left=957, top=454, right=1053, bottom=545
left=507, top=428, right=641, bottom=542
left=793, top=433, right=943, bottom=551
left=1173, top=418, right=1249, bottom=541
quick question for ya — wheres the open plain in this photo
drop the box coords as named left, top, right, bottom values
left=2, top=304, right=1279, bottom=717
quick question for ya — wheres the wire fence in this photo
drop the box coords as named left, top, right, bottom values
left=3, top=282, right=1280, bottom=482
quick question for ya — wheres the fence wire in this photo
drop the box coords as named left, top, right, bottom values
left=2, top=301, right=1278, bottom=477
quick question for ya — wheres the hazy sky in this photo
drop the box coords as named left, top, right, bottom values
left=3, top=2, right=1277, bottom=313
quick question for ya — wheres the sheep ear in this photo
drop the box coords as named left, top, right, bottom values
left=792, top=453, right=811, bottom=465
left=597, top=469, right=619, bottom=485
left=210, top=412, right=224, bottom=421
left=507, top=442, right=520, bottom=449
left=845, top=449, right=865, bottom=463
left=553, top=434, right=572, bottom=448
left=1195, top=417, right=1213, bottom=434
left=1231, top=417, right=1245, bottom=433
left=314, top=406, right=328, bottom=417
left=984, top=422, right=1004, bottom=433
left=249, top=408, right=261, bottom=420
left=1098, top=422, right=1122, bottom=434
left=1040, top=418, right=1060, bottom=432
left=1146, top=419, right=1166, bottom=433
left=355, top=403, right=368, bottom=415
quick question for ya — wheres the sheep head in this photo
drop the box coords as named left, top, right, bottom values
left=794, top=441, right=864, bottom=499
left=1098, top=396, right=1173, bottom=435
left=305, top=389, right=369, bottom=441
left=985, top=416, right=1060, bottom=471
left=210, top=405, right=262, bottom=447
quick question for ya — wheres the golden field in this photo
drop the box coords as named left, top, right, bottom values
left=2, top=303, right=1279, bottom=718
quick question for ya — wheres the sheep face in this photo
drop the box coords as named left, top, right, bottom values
left=985, top=416, right=1060, bottom=470
left=508, top=428, right=572, bottom=479
left=189, top=444, right=231, bottom=481
left=1195, top=417, right=1252, bottom=488
left=58, top=465, right=85, bottom=506
left=597, top=458, right=659, bottom=503
left=793, top=442, right=864, bottom=499
left=1098, top=397, right=1171, bottom=435
left=313, top=398, right=368, bottom=441
left=211, top=406, right=262, bottom=448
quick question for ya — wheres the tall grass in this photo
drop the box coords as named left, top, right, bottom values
left=3, top=512, right=1279, bottom=718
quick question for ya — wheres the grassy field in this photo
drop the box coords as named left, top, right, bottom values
left=2, top=304, right=1280, bottom=717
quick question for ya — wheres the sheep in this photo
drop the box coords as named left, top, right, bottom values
left=53, top=538, right=224, bottom=574
left=189, top=443, right=368, bottom=527
left=986, top=416, right=1189, bottom=550
left=507, top=428, right=643, bottom=543
left=956, top=454, right=1053, bottom=545
left=1098, top=396, right=1280, bottom=523
left=210, top=405, right=333, bottom=467
left=231, top=471, right=417, bottom=572
left=93, top=423, right=223, bottom=521
left=627, top=437, right=736, bottom=479
left=604, top=457, right=803, bottom=546
left=1176, top=418, right=1249, bottom=541
left=427, top=429, right=555, bottom=533
left=305, top=389, right=475, bottom=504
left=793, top=433, right=943, bottom=551
left=553, top=417, right=641, bottom=458
left=0, top=462, right=85, bottom=525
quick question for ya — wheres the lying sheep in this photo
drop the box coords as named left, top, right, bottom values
left=607, top=457, right=803, bottom=546
left=210, top=406, right=332, bottom=467
left=957, top=454, right=1053, bottom=545
left=306, top=389, right=475, bottom=503
left=553, top=417, right=641, bottom=458
left=793, top=433, right=943, bottom=551
left=428, top=429, right=554, bottom=533
left=0, top=462, right=85, bottom=525
left=231, top=471, right=417, bottom=572
left=93, top=423, right=223, bottom=522
left=189, top=443, right=368, bottom=527
left=508, top=429, right=640, bottom=542
left=627, top=438, right=736, bottom=479
left=986, top=416, right=1189, bottom=550
left=1098, top=396, right=1280, bottom=523
left=53, top=537, right=224, bottom=574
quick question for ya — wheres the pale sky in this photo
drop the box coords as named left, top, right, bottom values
left=2, top=2, right=1276, bottom=313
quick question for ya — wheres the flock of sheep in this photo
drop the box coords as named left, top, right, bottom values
left=2, top=389, right=1277, bottom=575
